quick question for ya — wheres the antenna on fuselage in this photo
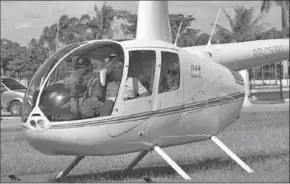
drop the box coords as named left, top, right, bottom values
left=207, top=8, right=221, bottom=46
left=174, top=20, right=183, bottom=46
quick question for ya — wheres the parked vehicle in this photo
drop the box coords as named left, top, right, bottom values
left=1, top=76, right=27, bottom=116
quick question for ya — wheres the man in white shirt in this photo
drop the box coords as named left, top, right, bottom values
left=123, top=77, right=149, bottom=100
left=123, top=60, right=150, bottom=100
left=105, top=57, right=150, bottom=101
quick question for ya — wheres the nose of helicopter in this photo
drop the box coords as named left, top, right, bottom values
left=22, top=121, right=111, bottom=156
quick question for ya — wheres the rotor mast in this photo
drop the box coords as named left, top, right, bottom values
left=136, top=1, right=172, bottom=43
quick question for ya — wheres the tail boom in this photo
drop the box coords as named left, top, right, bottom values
left=185, top=39, right=289, bottom=71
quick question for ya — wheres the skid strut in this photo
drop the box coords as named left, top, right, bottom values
left=123, top=146, right=191, bottom=180
left=56, top=156, right=85, bottom=179
left=211, top=136, right=254, bottom=173
left=123, top=150, right=149, bottom=173
left=154, top=145, right=192, bottom=180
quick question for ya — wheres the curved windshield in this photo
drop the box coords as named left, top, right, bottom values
left=2, top=78, right=26, bottom=90
left=21, top=42, right=86, bottom=122
left=37, top=42, right=124, bottom=122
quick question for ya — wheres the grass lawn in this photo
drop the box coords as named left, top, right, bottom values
left=1, top=105, right=289, bottom=183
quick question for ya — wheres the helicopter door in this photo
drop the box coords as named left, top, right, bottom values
left=147, top=50, right=183, bottom=137
left=107, top=50, right=156, bottom=137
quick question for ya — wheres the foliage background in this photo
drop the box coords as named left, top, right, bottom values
left=1, top=1, right=289, bottom=82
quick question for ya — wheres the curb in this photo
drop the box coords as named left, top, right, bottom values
left=252, top=98, right=289, bottom=104
left=240, top=98, right=289, bottom=107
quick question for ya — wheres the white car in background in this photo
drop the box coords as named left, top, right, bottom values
left=1, top=76, right=27, bottom=116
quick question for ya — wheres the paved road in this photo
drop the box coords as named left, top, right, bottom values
left=1, top=116, right=22, bottom=132
left=1, top=111, right=22, bottom=132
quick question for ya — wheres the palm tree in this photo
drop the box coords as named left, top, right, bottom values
left=116, top=11, right=200, bottom=45
left=169, top=14, right=197, bottom=46
left=79, top=14, right=95, bottom=40
left=212, top=5, right=269, bottom=104
left=213, top=6, right=269, bottom=43
left=58, top=16, right=88, bottom=45
left=75, top=2, right=117, bottom=40
left=39, top=15, right=88, bottom=53
left=195, top=33, right=211, bottom=46
left=260, top=0, right=289, bottom=31
left=261, top=0, right=289, bottom=87
left=116, top=10, right=137, bottom=38
left=93, top=2, right=116, bottom=39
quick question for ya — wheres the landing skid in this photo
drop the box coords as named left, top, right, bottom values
left=54, top=136, right=254, bottom=181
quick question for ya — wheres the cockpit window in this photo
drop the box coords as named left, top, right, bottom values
left=21, top=42, right=85, bottom=122
left=37, top=42, right=124, bottom=122
left=158, top=52, right=180, bottom=93
left=123, top=50, right=156, bottom=101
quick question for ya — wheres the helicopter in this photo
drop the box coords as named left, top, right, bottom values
left=20, top=1, right=289, bottom=181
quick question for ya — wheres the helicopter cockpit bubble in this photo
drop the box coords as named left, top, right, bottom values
left=22, top=41, right=125, bottom=123
left=21, top=42, right=87, bottom=122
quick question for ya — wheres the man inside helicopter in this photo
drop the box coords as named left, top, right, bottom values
left=39, top=49, right=156, bottom=121
left=105, top=53, right=153, bottom=101
left=70, top=56, right=105, bottom=118
left=122, top=60, right=150, bottom=100
left=39, top=53, right=124, bottom=121
left=70, top=54, right=125, bottom=119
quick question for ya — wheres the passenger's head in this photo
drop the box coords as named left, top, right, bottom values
left=108, top=62, right=123, bottom=82
left=73, top=57, right=92, bottom=69
left=71, top=56, right=93, bottom=93
left=168, top=62, right=179, bottom=76
left=128, top=61, right=143, bottom=78
left=105, top=54, right=124, bottom=82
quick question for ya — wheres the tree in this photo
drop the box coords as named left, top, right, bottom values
left=6, top=46, right=30, bottom=80
left=93, top=2, right=116, bottom=39
left=212, top=6, right=269, bottom=104
left=37, top=2, right=117, bottom=52
left=1, top=38, right=22, bottom=76
left=79, top=14, right=95, bottom=40
left=258, top=27, right=284, bottom=39
left=195, top=33, right=211, bottom=46
left=116, top=10, right=137, bottom=38
left=170, top=14, right=200, bottom=47
left=39, top=25, right=58, bottom=54
left=117, top=11, right=200, bottom=46
left=213, top=6, right=269, bottom=43
left=177, top=28, right=200, bottom=47
left=27, top=39, right=48, bottom=78
left=261, top=0, right=289, bottom=83
left=260, top=0, right=289, bottom=32
left=58, top=16, right=90, bottom=44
